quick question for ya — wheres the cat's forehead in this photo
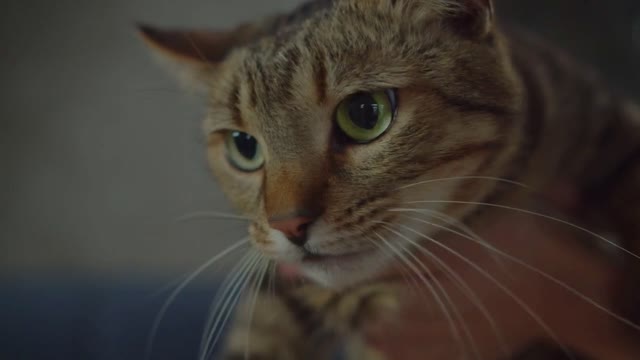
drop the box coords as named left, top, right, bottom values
left=214, top=4, right=437, bottom=111
left=204, top=0, right=475, bottom=147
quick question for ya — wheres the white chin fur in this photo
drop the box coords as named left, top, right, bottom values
left=264, top=227, right=392, bottom=288
left=299, top=249, right=392, bottom=289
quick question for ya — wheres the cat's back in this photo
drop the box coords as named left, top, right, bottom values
left=499, top=24, right=640, bottom=192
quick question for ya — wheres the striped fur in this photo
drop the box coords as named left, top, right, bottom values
left=139, top=0, right=640, bottom=358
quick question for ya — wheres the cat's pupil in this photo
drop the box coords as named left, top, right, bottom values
left=232, top=131, right=257, bottom=159
left=348, top=93, right=380, bottom=130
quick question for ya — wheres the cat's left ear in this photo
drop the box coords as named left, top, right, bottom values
left=447, top=0, right=495, bottom=39
left=137, top=24, right=253, bottom=91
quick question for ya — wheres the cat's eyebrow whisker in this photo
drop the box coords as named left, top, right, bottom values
left=381, top=221, right=575, bottom=360
left=378, top=224, right=483, bottom=360
left=372, top=230, right=473, bottom=360
left=378, top=220, right=509, bottom=358
left=392, top=210, right=640, bottom=332
left=175, top=211, right=251, bottom=223
left=146, top=238, right=250, bottom=360
left=201, top=251, right=262, bottom=360
left=245, top=258, right=270, bottom=360
left=403, top=200, right=640, bottom=261
left=394, top=176, right=531, bottom=192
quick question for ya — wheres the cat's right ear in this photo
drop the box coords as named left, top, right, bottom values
left=136, top=24, right=247, bottom=92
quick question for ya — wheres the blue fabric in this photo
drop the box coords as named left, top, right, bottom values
left=0, top=278, right=224, bottom=360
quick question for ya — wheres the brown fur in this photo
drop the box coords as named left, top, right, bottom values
left=139, top=0, right=640, bottom=358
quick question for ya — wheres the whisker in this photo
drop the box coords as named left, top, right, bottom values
left=175, top=211, right=251, bottom=223
left=362, top=233, right=424, bottom=296
left=145, top=238, right=249, bottom=360
left=384, top=221, right=574, bottom=359
left=380, top=220, right=509, bottom=358
left=395, top=176, right=530, bottom=192
left=394, top=211, right=640, bottom=332
left=379, top=225, right=483, bottom=360
left=200, top=251, right=259, bottom=360
left=244, top=258, right=270, bottom=360
left=395, top=208, right=513, bottom=280
left=403, top=200, right=640, bottom=260
left=202, top=251, right=263, bottom=360
left=372, top=231, right=471, bottom=359
left=198, top=251, right=255, bottom=358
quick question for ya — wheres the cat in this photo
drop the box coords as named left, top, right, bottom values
left=138, top=0, right=640, bottom=359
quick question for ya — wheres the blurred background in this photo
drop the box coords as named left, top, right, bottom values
left=1, top=0, right=639, bottom=359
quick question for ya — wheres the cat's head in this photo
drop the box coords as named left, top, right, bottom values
left=140, top=0, right=524, bottom=286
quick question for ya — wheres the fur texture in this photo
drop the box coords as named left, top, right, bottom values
left=139, top=0, right=640, bottom=358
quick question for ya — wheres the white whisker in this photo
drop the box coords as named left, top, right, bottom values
left=362, top=232, right=424, bottom=296
left=379, top=224, right=483, bottom=360
left=395, top=176, right=530, bottom=191
left=201, top=251, right=262, bottom=360
left=394, top=211, right=640, bottom=332
left=245, top=259, right=270, bottom=360
left=175, top=211, right=250, bottom=223
left=385, top=221, right=574, bottom=359
left=199, top=251, right=254, bottom=358
left=380, top=219, right=509, bottom=358
left=373, top=231, right=471, bottom=359
left=394, top=208, right=513, bottom=280
left=403, top=200, right=640, bottom=260
left=146, top=238, right=249, bottom=360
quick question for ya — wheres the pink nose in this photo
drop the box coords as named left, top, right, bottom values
left=269, top=216, right=314, bottom=246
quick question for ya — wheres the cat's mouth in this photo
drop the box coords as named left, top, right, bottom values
left=284, top=246, right=392, bottom=287
left=277, top=250, right=373, bottom=282
left=301, top=248, right=369, bottom=264
left=297, top=246, right=382, bottom=274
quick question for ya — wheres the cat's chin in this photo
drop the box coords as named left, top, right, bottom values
left=296, top=248, right=391, bottom=288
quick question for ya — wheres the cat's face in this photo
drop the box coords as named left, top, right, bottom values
left=141, top=0, right=523, bottom=286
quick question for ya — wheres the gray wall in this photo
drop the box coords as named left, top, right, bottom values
left=2, top=0, right=639, bottom=278
left=1, top=0, right=303, bottom=277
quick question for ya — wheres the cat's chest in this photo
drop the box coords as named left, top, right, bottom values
left=368, top=215, right=636, bottom=359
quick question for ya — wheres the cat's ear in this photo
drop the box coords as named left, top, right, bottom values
left=392, top=0, right=494, bottom=39
left=445, top=0, right=495, bottom=39
left=137, top=24, right=252, bottom=91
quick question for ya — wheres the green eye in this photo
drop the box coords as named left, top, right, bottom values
left=335, top=89, right=397, bottom=143
left=225, top=131, right=264, bottom=171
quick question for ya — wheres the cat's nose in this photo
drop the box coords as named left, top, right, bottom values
left=269, top=215, right=315, bottom=247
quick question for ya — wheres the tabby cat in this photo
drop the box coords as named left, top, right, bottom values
left=139, top=0, right=640, bottom=359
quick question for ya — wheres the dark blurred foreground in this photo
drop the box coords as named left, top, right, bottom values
left=0, top=278, right=223, bottom=360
